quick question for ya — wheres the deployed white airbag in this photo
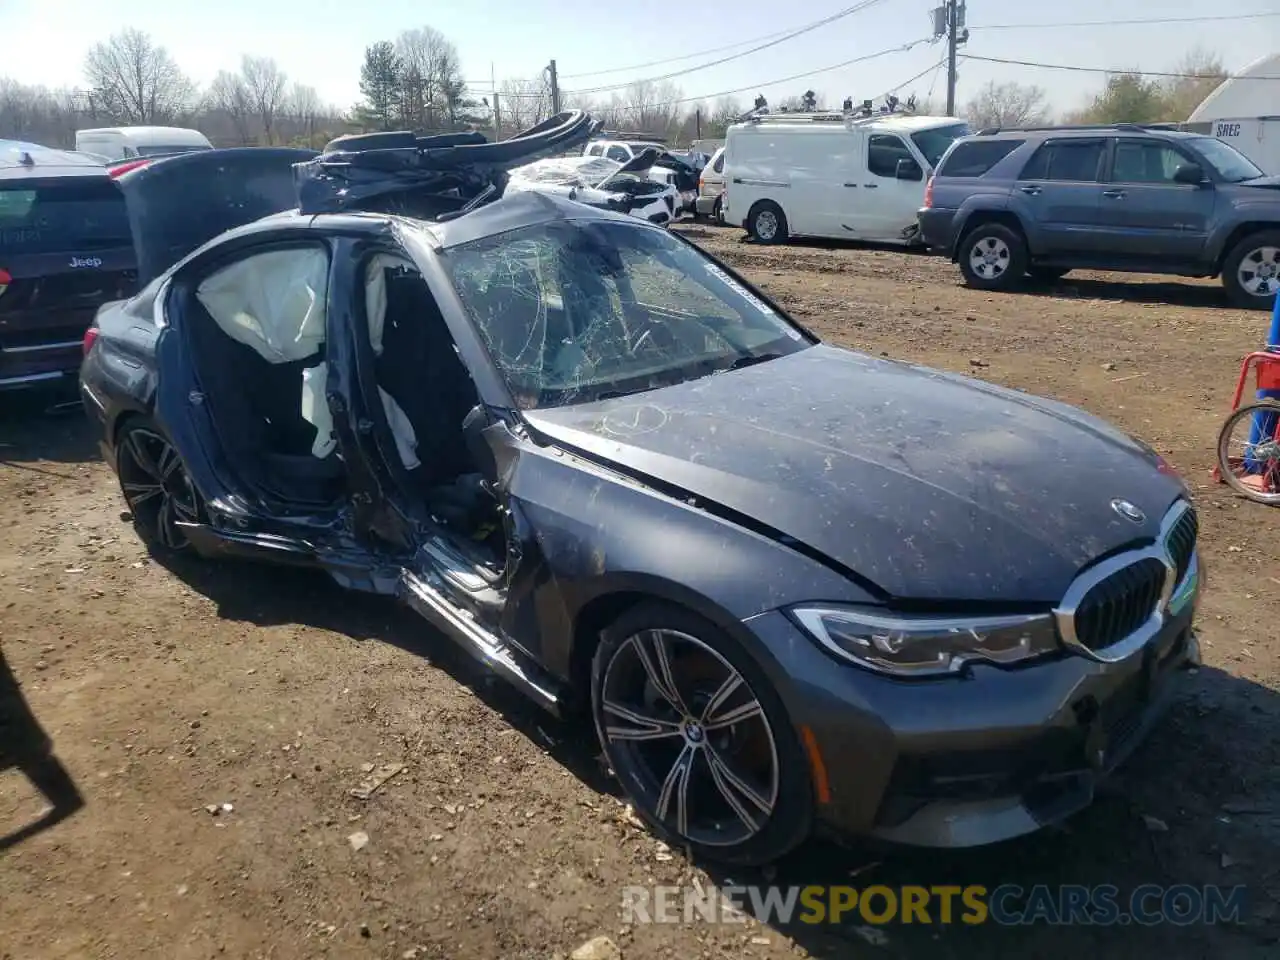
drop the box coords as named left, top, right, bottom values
left=196, top=247, right=329, bottom=364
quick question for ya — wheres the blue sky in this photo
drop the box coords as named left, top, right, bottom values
left=1, top=0, right=1276, bottom=117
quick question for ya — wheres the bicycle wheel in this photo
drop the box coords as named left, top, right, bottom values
left=1217, top=400, right=1280, bottom=505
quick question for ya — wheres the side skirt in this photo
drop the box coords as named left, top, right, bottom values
left=399, top=569, right=565, bottom=717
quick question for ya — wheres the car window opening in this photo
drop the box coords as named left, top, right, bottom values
left=442, top=219, right=811, bottom=409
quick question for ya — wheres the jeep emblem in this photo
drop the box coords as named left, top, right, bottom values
left=69, top=256, right=103, bottom=268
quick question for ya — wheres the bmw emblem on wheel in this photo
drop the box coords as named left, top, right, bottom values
left=1110, top=499, right=1146, bottom=523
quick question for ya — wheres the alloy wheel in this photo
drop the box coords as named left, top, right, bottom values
left=1236, top=245, right=1280, bottom=299
left=969, top=235, right=1012, bottom=280
left=598, top=628, right=780, bottom=847
left=117, top=427, right=200, bottom=551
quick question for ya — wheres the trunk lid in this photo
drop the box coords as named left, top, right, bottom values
left=114, top=147, right=317, bottom=284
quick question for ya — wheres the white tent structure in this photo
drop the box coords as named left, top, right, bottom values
left=1184, top=53, right=1280, bottom=173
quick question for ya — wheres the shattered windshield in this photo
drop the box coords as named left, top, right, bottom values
left=441, top=219, right=812, bottom=408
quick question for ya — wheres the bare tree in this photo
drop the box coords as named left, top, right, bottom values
left=394, top=27, right=463, bottom=130
left=83, top=28, right=196, bottom=124
left=1161, top=47, right=1226, bottom=121
left=208, top=70, right=253, bottom=144
left=240, top=56, right=287, bottom=145
left=963, top=80, right=1049, bottom=129
left=616, top=80, right=683, bottom=138
left=497, top=77, right=552, bottom=135
left=0, top=81, right=80, bottom=146
left=288, top=82, right=322, bottom=146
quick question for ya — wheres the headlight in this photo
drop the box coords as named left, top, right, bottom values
left=789, top=606, right=1060, bottom=678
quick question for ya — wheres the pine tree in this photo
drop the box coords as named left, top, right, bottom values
left=356, top=42, right=401, bottom=131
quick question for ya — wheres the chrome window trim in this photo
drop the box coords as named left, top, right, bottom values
left=1053, top=500, right=1195, bottom=664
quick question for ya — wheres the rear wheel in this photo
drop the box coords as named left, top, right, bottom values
left=115, top=418, right=203, bottom=553
left=748, top=202, right=788, bottom=244
left=1217, top=401, right=1280, bottom=505
left=713, top=196, right=724, bottom=224
left=591, top=601, right=811, bottom=865
left=1222, top=230, right=1280, bottom=311
left=958, top=222, right=1028, bottom=291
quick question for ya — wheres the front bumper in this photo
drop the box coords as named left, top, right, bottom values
left=917, top=207, right=957, bottom=253
left=745, top=594, right=1200, bottom=848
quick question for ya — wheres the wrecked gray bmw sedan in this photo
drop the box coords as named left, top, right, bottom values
left=79, top=112, right=1201, bottom=864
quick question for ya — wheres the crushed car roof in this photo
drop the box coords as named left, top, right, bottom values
left=0, top=139, right=110, bottom=179
left=116, top=111, right=624, bottom=282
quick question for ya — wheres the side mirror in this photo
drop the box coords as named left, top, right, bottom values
left=1173, top=163, right=1206, bottom=186
left=896, top=158, right=924, bottom=181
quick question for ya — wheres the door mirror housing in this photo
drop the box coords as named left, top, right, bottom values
left=1173, top=163, right=1207, bottom=186
left=896, top=158, right=924, bottom=181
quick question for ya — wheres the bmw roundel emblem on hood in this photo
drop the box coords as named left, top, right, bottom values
left=1110, top=499, right=1145, bottom=523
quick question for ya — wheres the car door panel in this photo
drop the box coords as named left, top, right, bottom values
left=853, top=133, right=921, bottom=241
left=1094, top=138, right=1216, bottom=263
left=1014, top=138, right=1107, bottom=256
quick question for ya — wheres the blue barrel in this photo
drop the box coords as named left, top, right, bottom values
left=1245, top=294, right=1280, bottom=470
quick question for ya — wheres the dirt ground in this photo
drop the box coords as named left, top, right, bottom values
left=3, top=223, right=1279, bottom=960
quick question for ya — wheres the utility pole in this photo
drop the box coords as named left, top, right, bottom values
left=695, top=107, right=701, bottom=139
left=491, top=62, right=500, bottom=136
left=548, top=59, right=561, bottom=115
left=938, top=1, right=968, bottom=116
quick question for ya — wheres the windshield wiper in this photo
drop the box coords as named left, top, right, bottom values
left=719, top=351, right=787, bottom=373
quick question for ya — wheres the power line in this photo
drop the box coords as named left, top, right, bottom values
left=603, top=38, right=934, bottom=114
left=560, top=25, right=809, bottom=80
left=962, top=53, right=1280, bottom=80
left=972, top=11, right=1280, bottom=30
left=569, top=0, right=895, bottom=96
left=884, top=58, right=948, bottom=99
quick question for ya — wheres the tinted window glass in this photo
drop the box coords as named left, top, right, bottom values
left=910, top=122, right=970, bottom=167
left=939, top=139, right=1024, bottom=177
left=867, top=134, right=912, bottom=178
left=1111, top=141, right=1188, bottom=183
left=712, top=151, right=724, bottom=173
left=1020, top=140, right=1104, bottom=182
left=441, top=219, right=809, bottom=408
left=1191, top=137, right=1263, bottom=183
left=135, top=144, right=211, bottom=157
left=0, top=178, right=131, bottom=255
left=606, top=145, right=630, bottom=163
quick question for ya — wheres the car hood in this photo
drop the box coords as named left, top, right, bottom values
left=522, top=345, right=1184, bottom=604
left=1239, top=175, right=1280, bottom=190
left=115, top=147, right=317, bottom=284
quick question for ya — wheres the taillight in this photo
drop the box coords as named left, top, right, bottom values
left=0, top=267, right=10, bottom=297
left=698, top=175, right=704, bottom=190
left=923, top=176, right=934, bottom=209
left=82, top=326, right=99, bottom=356
left=109, top=158, right=152, bottom=178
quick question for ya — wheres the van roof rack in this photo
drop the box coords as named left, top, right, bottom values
left=746, top=111, right=910, bottom=126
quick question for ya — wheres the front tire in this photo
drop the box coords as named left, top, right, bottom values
left=591, top=601, right=812, bottom=865
left=115, top=417, right=203, bottom=553
left=958, top=222, right=1029, bottom=291
left=747, top=202, right=788, bottom=244
left=1222, top=230, right=1280, bottom=311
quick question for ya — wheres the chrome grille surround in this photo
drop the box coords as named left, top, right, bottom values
left=1053, top=500, right=1198, bottom=664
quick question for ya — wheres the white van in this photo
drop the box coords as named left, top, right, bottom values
left=723, top=113, right=969, bottom=244
left=74, top=126, right=213, bottom=162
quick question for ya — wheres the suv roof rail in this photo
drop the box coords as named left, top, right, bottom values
left=975, top=121, right=1179, bottom=136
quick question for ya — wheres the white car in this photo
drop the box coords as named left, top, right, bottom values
left=505, top=153, right=679, bottom=226
left=583, top=139, right=699, bottom=214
